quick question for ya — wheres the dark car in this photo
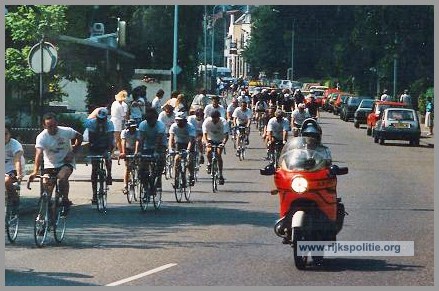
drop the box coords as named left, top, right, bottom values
left=340, top=96, right=372, bottom=122
left=373, top=108, right=421, bottom=146
left=333, top=92, right=353, bottom=115
left=353, top=98, right=374, bottom=128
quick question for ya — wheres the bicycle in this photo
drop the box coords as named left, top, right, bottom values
left=118, top=155, right=139, bottom=204
left=257, top=112, right=266, bottom=135
left=27, top=174, right=68, bottom=247
left=235, top=126, right=248, bottom=161
left=5, top=181, right=21, bottom=243
left=172, top=149, right=192, bottom=203
left=139, top=154, right=162, bottom=211
left=209, top=143, right=224, bottom=193
left=164, top=150, right=175, bottom=180
left=86, top=155, right=108, bottom=213
left=268, top=140, right=284, bottom=168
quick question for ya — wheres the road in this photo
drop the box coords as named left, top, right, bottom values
left=5, top=111, right=434, bottom=286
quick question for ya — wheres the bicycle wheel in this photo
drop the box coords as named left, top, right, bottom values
left=97, top=171, right=107, bottom=213
left=126, top=169, right=135, bottom=204
left=5, top=199, right=19, bottom=243
left=34, top=194, right=49, bottom=247
left=174, top=164, right=184, bottom=203
left=133, top=167, right=140, bottom=202
left=184, top=168, right=192, bottom=202
left=139, top=179, right=151, bottom=212
left=212, top=159, right=218, bottom=193
left=153, top=176, right=162, bottom=209
left=53, top=193, right=66, bottom=243
left=165, top=154, right=174, bottom=180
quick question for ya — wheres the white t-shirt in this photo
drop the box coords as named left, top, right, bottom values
left=169, top=123, right=196, bottom=144
left=202, top=117, right=229, bottom=143
left=187, top=115, right=203, bottom=134
left=292, top=109, right=310, bottom=126
left=151, top=96, right=163, bottom=114
left=158, top=111, right=176, bottom=134
left=35, top=126, right=79, bottom=169
left=226, top=104, right=238, bottom=117
left=121, top=129, right=140, bottom=151
left=232, top=107, right=253, bottom=125
left=5, top=138, right=25, bottom=174
left=267, top=117, right=290, bottom=140
left=111, top=100, right=128, bottom=131
left=204, top=104, right=226, bottom=119
left=191, top=94, right=209, bottom=110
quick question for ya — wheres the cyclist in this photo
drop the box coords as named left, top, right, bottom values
left=254, top=96, right=269, bottom=129
left=158, top=104, right=176, bottom=141
left=232, top=99, right=253, bottom=150
left=305, top=94, right=320, bottom=119
left=120, top=119, right=140, bottom=194
left=168, top=112, right=196, bottom=186
left=5, top=123, right=25, bottom=210
left=187, top=108, right=205, bottom=164
left=138, top=108, right=167, bottom=192
left=291, top=103, right=311, bottom=136
left=189, top=88, right=209, bottom=114
left=28, top=112, right=83, bottom=210
left=293, top=89, right=305, bottom=109
left=266, top=109, right=290, bottom=165
left=226, top=98, right=239, bottom=139
left=204, top=95, right=226, bottom=119
left=84, top=107, right=115, bottom=204
left=202, top=110, right=229, bottom=185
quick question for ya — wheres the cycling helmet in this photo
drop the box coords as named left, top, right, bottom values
left=300, top=118, right=322, bottom=143
left=125, top=119, right=137, bottom=128
left=175, top=111, right=187, bottom=120
left=97, top=108, right=108, bottom=119
left=195, top=108, right=204, bottom=117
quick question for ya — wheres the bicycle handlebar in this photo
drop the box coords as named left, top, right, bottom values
left=26, top=174, right=55, bottom=190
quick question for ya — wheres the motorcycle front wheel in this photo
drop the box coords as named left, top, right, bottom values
left=292, top=227, right=308, bottom=270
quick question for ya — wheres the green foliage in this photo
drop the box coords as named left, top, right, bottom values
left=57, top=113, right=86, bottom=134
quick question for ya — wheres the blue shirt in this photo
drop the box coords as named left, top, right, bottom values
left=138, top=120, right=167, bottom=150
left=84, top=118, right=114, bottom=151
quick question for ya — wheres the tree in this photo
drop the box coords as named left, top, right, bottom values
left=5, top=5, right=69, bottom=124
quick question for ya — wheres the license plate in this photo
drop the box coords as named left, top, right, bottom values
left=394, top=123, right=410, bottom=128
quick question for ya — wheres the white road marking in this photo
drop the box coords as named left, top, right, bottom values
left=105, top=263, right=178, bottom=286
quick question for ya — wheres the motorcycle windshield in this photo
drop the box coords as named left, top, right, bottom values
left=278, top=137, right=330, bottom=171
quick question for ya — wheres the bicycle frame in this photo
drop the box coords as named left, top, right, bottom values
left=28, top=174, right=66, bottom=247
left=139, top=154, right=162, bottom=211
left=86, top=155, right=108, bottom=213
left=173, top=149, right=192, bottom=203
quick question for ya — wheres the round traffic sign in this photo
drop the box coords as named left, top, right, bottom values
left=28, top=42, right=58, bottom=73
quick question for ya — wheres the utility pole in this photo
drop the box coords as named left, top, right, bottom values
left=204, top=6, right=208, bottom=89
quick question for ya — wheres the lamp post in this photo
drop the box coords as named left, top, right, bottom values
left=172, top=5, right=178, bottom=91
left=204, top=5, right=208, bottom=89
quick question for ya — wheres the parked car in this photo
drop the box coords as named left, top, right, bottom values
left=333, top=92, right=353, bottom=115
left=340, top=96, right=372, bottom=122
left=325, top=92, right=339, bottom=112
left=322, top=88, right=340, bottom=111
left=366, top=101, right=408, bottom=136
left=373, top=108, right=421, bottom=146
left=353, top=98, right=375, bottom=128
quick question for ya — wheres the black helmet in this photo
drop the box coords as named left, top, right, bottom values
left=300, top=118, right=322, bottom=143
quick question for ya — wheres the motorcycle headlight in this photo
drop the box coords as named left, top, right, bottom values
left=291, top=176, right=308, bottom=193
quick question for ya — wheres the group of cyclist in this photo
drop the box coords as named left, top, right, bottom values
left=4, top=84, right=323, bottom=221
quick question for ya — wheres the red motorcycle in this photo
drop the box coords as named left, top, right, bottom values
left=261, top=120, right=348, bottom=269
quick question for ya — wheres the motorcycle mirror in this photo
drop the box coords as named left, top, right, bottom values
left=330, top=165, right=349, bottom=176
left=260, top=164, right=275, bottom=176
